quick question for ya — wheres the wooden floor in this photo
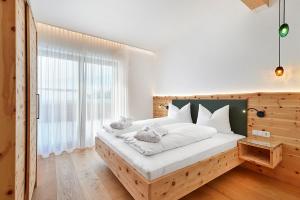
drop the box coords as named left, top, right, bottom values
left=33, top=149, right=300, bottom=200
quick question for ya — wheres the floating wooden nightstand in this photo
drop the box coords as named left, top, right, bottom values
left=238, top=138, right=282, bottom=169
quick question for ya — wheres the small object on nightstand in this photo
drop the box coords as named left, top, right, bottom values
left=238, top=138, right=282, bottom=169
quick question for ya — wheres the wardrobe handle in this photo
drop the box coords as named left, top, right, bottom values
left=37, top=94, right=40, bottom=119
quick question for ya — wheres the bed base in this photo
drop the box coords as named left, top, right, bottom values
left=95, top=137, right=243, bottom=200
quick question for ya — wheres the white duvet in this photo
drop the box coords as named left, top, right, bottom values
left=103, top=117, right=180, bottom=137
left=120, top=123, right=218, bottom=156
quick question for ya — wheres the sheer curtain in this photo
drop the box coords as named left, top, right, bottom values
left=37, top=23, right=128, bottom=157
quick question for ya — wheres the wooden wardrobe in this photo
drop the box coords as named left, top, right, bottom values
left=0, top=0, right=38, bottom=200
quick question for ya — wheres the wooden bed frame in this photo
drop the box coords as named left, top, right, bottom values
left=95, top=137, right=244, bottom=200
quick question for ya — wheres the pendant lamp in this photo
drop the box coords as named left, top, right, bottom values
left=279, top=0, right=289, bottom=37
left=275, top=0, right=287, bottom=76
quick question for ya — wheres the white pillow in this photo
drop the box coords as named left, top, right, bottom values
left=196, top=104, right=232, bottom=134
left=168, top=103, right=192, bottom=123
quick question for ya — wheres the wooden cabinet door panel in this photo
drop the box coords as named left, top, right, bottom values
left=26, top=3, right=37, bottom=200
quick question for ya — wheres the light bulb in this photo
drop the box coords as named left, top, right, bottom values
left=279, top=23, right=289, bottom=37
left=275, top=66, right=284, bottom=76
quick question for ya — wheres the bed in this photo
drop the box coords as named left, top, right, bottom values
left=95, top=99, right=247, bottom=200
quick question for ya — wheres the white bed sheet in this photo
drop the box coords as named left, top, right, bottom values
left=96, top=131, right=245, bottom=180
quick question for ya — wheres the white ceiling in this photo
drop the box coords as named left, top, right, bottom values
left=30, top=0, right=250, bottom=51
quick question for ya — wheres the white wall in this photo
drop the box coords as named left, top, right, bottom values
left=127, top=0, right=300, bottom=119
left=128, top=51, right=156, bottom=119
left=154, top=0, right=300, bottom=96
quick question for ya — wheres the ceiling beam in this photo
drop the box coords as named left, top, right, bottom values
left=241, top=0, right=270, bottom=10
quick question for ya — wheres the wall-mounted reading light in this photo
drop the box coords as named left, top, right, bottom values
left=159, top=104, right=169, bottom=110
left=243, top=108, right=265, bottom=118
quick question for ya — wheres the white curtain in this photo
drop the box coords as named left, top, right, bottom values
left=37, top=23, right=128, bottom=157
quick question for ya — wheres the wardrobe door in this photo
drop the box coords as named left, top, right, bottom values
left=0, top=0, right=26, bottom=199
left=25, top=3, right=37, bottom=200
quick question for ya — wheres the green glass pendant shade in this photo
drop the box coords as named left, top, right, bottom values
left=279, top=23, right=289, bottom=37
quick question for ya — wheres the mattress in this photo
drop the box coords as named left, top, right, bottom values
left=96, top=131, right=245, bottom=180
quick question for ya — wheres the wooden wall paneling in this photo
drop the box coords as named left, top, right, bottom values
left=153, top=92, right=300, bottom=187
left=0, top=0, right=16, bottom=199
left=15, top=0, right=27, bottom=199
left=241, top=0, right=270, bottom=10
left=25, top=3, right=37, bottom=200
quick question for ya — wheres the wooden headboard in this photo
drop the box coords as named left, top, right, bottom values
left=153, top=92, right=300, bottom=187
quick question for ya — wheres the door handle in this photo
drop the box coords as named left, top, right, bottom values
left=36, top=94, right=40, bottom=119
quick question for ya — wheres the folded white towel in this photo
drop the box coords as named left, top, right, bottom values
left=110, top=116, right=133, bottom=130
left=134, top=125, right=168, bottom=143
left=145, top=126, right=168, bottom=136
left=134, top=130, right=160, bottom=143
left=102, top=117, right=178, bottom=137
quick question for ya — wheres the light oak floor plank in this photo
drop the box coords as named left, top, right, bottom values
left=32, top=149, right=300, bottom=200
left=55, top=153, right=86, bottom=200
left=32, top=156, right=57, bottom=200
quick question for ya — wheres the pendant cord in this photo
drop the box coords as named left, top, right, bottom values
left=279, top=0, right=281, bottom=66
left=283, top=0, right=286, bottom=23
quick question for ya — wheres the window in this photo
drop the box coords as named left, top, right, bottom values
left=38, top=53, right=126, bottom=157
left=37, top=23, right=128, bottom=157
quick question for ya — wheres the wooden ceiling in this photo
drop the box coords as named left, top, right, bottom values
left=241, top=0, right=270, bottom=10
